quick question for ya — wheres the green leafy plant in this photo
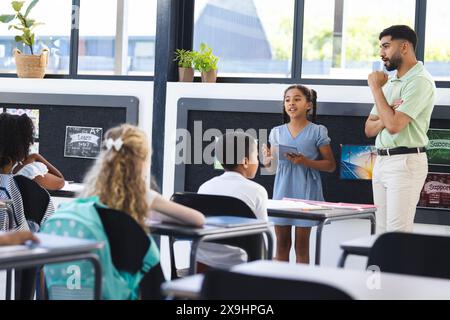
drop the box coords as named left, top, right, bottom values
left=0, top=0, right=42, bottom=55
left=174, top=49, right=194, bottom=68
left=192, top=43, right=218, bottom=73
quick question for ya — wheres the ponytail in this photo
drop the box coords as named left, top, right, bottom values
left=310, top=89, right=317, bottom=123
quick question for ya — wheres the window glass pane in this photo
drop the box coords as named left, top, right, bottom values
left=78, top=0, right=156, bottom=76
left=194, top=0, right=295, bottom=78
left=425, top=0, right=450, bottom=81
left=0, top=0, right=71, bottom=74
left=302, top=0, right=415, bottom=79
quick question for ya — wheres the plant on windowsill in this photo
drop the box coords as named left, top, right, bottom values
left=0, top=0, right=48, bottom=78
left=174, top=48, right=194, bottom=82
left=192, top=42, right=218, bottom=83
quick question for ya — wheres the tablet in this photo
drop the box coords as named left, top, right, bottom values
left=278, top=144, right=299, bottom=161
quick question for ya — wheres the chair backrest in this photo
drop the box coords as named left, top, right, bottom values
left=13, top=175, right=50, bottom=225
left=170, top=192, right=265, bottom=261
left=95, top=206, right=150, bottom=273
left=171, top=192, right=256, bottom=218
left=96, top=206, right=166, bottom=299
left=367, top=232, right=450, bottom=279
left=200, top=269, right=353, bottom=300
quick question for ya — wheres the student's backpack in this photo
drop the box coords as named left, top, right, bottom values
left=40, top=196, right=160, bottom=300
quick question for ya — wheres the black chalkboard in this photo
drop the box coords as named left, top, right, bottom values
left=1, top=93, right=139, bottom=182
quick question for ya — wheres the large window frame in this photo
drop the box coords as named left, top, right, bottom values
left=0, top=0, right=448, bottom=87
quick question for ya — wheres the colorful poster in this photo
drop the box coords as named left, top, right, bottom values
left=418, top=172, right=450, bottom=210
left=340, top=145, right=377, bottom=180
left=427, top=129, right=450, bottom=166
left=6, top=108, right=40, bottom=139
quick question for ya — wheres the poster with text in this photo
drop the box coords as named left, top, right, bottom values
left=418, top=172, right=450, bottom=210
left=427, top=129, right=450, bottom=166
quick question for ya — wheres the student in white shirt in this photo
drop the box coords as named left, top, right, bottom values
left=197, top=132, right=268, bottom=272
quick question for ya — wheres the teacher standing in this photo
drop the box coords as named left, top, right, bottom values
left=365, top=25, right=436, bottom=233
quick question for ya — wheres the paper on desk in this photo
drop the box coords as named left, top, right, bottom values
left=62, top=182, right=85, bottom=193
left=268, top=199, right=326, bottom=210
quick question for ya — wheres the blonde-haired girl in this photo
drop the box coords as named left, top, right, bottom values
left=82, top=124, right=205, bottom=228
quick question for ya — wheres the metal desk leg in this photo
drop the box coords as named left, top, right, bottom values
left=87, top=255, right=103, bottom=300
left=188, top=239, right=201, bottom=275
left=5, top=269, right=12, bottom=300
left=315, top=222, right=324, bottom=265
left=369, top=213, right=376, bottom=234
left=168, top=236, right=178, bottom=280
left=337, top=251, right=349, bottom=268
left=265, top=230, right=274, bottom=260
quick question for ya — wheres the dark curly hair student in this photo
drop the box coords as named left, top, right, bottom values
left=0, top=113, right=65, bottom=190
left=0, top=113, right=34, bottom=167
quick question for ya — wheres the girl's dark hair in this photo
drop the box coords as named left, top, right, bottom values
left=0, top=113, right=35, bottom=168
left=282, top=84, right=317, bottom=124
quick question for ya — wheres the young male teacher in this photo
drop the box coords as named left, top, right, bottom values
left=365, top=25, right=436, bottom=233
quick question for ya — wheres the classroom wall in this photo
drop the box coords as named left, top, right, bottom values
left=163, top=82, right=450, bottom=270
left=0, top=78, right=154, bottom=142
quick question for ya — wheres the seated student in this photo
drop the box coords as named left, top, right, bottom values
left=0, top=113, right=65, bottom=190
left=81, top=124, right=205, bottom=229
left=0, top=231, right=39, bottom=246
left=196, top=132, right=268, bottom=272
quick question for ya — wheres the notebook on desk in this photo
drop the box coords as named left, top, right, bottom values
left=268, top=199, right=327, bottom=211
left=205, top=216, right=267, bottom=228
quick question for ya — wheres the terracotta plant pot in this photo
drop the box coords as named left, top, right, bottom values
left=178, top=67, right=194, bottom=82
left=201, top=69, right=217, bottom=83
left=14, top=48, right=49, bottom=78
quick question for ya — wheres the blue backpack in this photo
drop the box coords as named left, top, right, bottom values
left=41, top=196, right=160, bottom=300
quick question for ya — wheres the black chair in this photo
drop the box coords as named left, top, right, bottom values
left=367, top=232, right=450, bottom=279
left=13, top=175, right=50, bottom=226
left=95, top=206, right=166, bottom=299
left=12, top=175, right=51, bottom=300
left=200, top=269, right=353, bottom=300
left=169, top=192, right=267, bottom=278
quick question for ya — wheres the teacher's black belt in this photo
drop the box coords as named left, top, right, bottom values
left=376, top=146, right=426, bottom=156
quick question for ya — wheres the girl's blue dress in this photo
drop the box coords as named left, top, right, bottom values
left=269, top=123, right=331, bottom=201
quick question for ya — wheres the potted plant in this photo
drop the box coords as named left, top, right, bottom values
left=174, top=48, right=194, bottom=82
left=193, top=43, right=218, bottom=83
left=0, top=0, right=49, bottom=78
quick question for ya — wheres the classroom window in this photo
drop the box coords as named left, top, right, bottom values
left=301, top=0, right=415, bottom=79
left=0, top=0, right=71, bottom=74
left=193, top=0, right=295, bottom=78
left=78, top=0, right=156, bottom=76
left=425, top=0, right=450, bottom=81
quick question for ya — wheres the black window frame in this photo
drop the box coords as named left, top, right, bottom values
left=0, top=0, right=449, bottom=88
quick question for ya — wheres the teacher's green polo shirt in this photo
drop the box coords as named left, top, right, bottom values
left=370, top=61, right=436, bottom=149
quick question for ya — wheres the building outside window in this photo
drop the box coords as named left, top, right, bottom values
left=302, top=0, right=415, bottom=79
left=194, top=0, right=295, bottom=78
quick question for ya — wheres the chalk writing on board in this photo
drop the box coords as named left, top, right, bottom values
left=64, top=126, right=103, bottom=159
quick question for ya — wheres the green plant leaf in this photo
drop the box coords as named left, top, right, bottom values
left=24, top=0, right=39, bottom=17
left=0, top=14, right=16, bottom=23
left=12, top=1, right=25, bottom=12
left=14, top=35, right=23, bottom=42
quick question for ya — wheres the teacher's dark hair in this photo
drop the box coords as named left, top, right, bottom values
left=379, top=25, right=418, bottom=52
